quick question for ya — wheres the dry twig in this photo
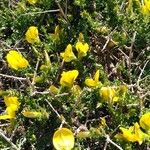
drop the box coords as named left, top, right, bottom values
left=0, top=129, right=19, bottom=150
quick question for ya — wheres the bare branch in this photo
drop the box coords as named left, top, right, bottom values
left=104, top=135, right=123, bottom=150
left=21, top=9, right=60, bottom=16
left=0, top=129, right=19, bottom=150
left=0, top=74, right=26, bottom=81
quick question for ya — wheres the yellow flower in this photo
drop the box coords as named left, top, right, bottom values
left=60, top=44, right=76, bottom=62
left=144, top=0, right=150, bottom=9
left=140, top=112, right=150, bottom=133
left=0, top=106, right=16, bottom=119
left=75, top=41, right=89, bottom=58
left=141, top=0, right=150, bottom=15
left=85, top=70, right=101, bottom=87
left=50, top=25, right=61, bottom=42
left=0, top=115, right=13, bottom=120
left=60, top=70, right=79, bottom=87
left=6, top=50, right=29, bottom=70
left=99, top=86, right=119, bottom=103
left=49, top=85, right=59, bottom=94
left=117, top=123, right=147, bottom=145
left=27, top=0, right=38, bottom=5
left=53, top=128, right=75, bottom=150
left=22, top=110, right=42, bottom=118
left=25, top=26, right=40, bottom=44
left=4, top=96, right=20, bottom=111
left=0, top=96, right=20, bottom=120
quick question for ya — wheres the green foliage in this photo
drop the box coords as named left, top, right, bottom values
left=0, top=0, right=150, bottom=149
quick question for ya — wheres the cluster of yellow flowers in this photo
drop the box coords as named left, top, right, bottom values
left=53, top=35, right=127, bottom=148
left=116, top=112, right=150, bottom=144
left=2, top=25, right=76, bottom=150
left=3, top=24, right=129, bottom=150
left=6, top=26, right=40, bottom=70
left=58, top=32, right=125, bottom=105
left=59, top=68, right=127, bottom=104
left=0, top=96, right=20, bottom=119
left=0, top=96, right=45, bottom=120
left=2, top=0, right=149, bottom=149
left=99, top=86, right=119, bottom=103
left=61, top=33, right=89, bottom=61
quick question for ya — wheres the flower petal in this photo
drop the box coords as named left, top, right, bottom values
left=53, top=128, right=74, bottom=150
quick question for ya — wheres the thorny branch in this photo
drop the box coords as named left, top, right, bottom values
left=104, top=135, right=123, bottom=150
left=55, top=0, right=68, bottom=22
left=0, top=74, right=27, bottom=81
left=45, top=99, right=67, bottom=127
left=0, top=129, right=19, bottom=150
left=125, top=31, right=137, bottom=84
left=21, top=9, right=60, bottom=16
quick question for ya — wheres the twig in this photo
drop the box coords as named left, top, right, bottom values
left=118, top=48, right=129, bottom=60
left=56, top=60, right=64, bottom=82
left=32, top=91, right=50, bottom=95
left=126, top=103, right=139, bottom=107
left=2, top=48, right=25, bottom=51
left=55, top=93, right=69, bottom=98
left=21, top=9, right=60, bottom=16
left=101, top=27, right=117, bottom=52
left=45, top=99, right=62, bottom=120
left=59, top=120, right=66, bottom=128
left=101, top=37, right=110, bottom=52
left=32, top=90, right=69, bottom=97
left=127, top=31, right=137, bottom=84
left=120, top=0, right=127, bottom=11
left=104, top=135, right=123, bottom=150
left=139, top=75, right=150, bottom=82
left=1, top=147, right=11, bottom=150
left=0, top=74, right=26, bottom=81
left=45, top=99, right=68, bottom=126
left=55, top=0, right=68, bottom=22
left=65, top=0, right=68, bottom=16
left=18, top=137, right=26, bottom=150
left=0, top=123, right=11, bottom=127
left=137, top=60, right=149, bottom=87
left=136, top=60, right=149, bottom=114
left=0, top=129, right=19, bottom=150
left=31, top=58, right=40, bottom=85
left=25, top=77, right=35, bottom=96
left=141, top=91, right=150, bottom=98
left=103, top=140, right=109, bottom=150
